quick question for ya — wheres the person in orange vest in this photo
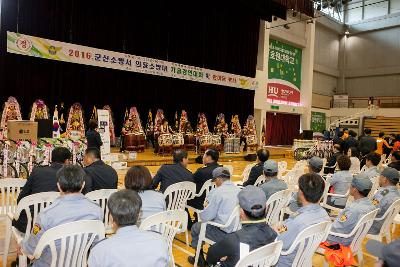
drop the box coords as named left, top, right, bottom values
left=376, top=132, right=391, bottom=155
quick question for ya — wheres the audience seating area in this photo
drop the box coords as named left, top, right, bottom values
left=0, top=154, right=399, bottom=267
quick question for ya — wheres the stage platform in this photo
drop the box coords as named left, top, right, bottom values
left=111, top=146, right=293, bottom=167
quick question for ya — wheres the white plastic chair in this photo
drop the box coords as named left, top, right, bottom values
left=186, top=180, right=216, bottom=214
left=265, top=189, right=292, bottom=228
left=238, top=163, right=256, bottom=183
left=0, top=178, right=26, bottom=216
left=235, top=240, right=283, bottom=267
left=280, top=221, right=332, bottom=267
left=163, top=181, right=196, bottom=247
left=140, top=210, right=187, bottom=267
left=282, top=169, right=301, bottom=191
left=254, top=175, right=266, bottom=187
left=86, top=189, right=118, bottom=233
left=278, top=161, right=288, bottom=178
left=4, top=191, right=60, bottom=267
left=319, top=209, right=379, bottom=267
left=367, top=175, right=380, bottom=199
left=367, top=198, right=400, bottom=243
left=319, top=158, right=328, bottom=176
left=320, top=178, right=350, bottom=213
left=0, top=178, right=26, bottom=265
left=32, top=220, right=105, bottom=267
left=224, top=164, right=234, bottom=176
left=194, top=205, right=241, bottom=267
left=164, top=181, right=196, bottom=211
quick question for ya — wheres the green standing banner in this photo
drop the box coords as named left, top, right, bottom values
left=310, top=112, right=326, bottom=133
left=267, top=39, right=302, bottom=105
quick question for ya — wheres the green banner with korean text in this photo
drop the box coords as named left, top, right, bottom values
left=267, top=39, right=302, bottom=105
left=310, top=112, right=326, bottom=133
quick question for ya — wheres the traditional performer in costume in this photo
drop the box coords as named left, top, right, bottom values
left=196, top=113, right=209, bottom=137
left=242, top=115, right=257, bottom=150
left=160, top=119, right=174, bottom=134
left=214, top=113, right=229, bottom=143
left=1, top=96, right=22, bottom=135
left=121, top=107, right=145, bottom=152
left=30, top=99, right=49, bottom=121
left=66, top=103, right=85, bottom=139
left=103, top=105, right=116, bottom=146
left=230, top=115, right=242, bottom=137
left=122, top=107, right=144, bottom=135
left=145, top=110, right=155, bottom=147
left=179, top=110, right=192, bottom=133
left=153, top=109, right=164, bottom=136
left=52, top=106, right=61, bottom=138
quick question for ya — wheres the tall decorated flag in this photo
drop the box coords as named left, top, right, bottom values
left=267, top=39, right=302, bottom=105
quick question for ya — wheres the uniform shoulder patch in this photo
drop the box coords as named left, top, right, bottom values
left=339, top=214, right=347, bottom=222
left=372, top=198, right=380, bottom=205
left=33, top=223, right=41, bottom=235
left=278, top=225, right=288, bottom=234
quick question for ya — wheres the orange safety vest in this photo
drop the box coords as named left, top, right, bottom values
left=319, top=242, right=357, bottom=267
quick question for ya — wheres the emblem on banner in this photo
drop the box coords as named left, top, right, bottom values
left=15, top=37, right=32, bottom=52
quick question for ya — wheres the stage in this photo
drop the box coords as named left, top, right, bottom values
left=111, top=145, right=293, bottom=167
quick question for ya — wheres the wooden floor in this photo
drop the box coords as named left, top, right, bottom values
left=1, top=147, right=398, bottom=266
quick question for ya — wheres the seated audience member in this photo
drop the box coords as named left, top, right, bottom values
left=259, top=160, right=288, bottom=201
left=152, top=149, right=193, bottom=193
left=13, top=147, right=71, bottom=233
left=288, top=156, right=324, bottom=212
left=125, top=166, right=166, bottom=224
left=88, top=190, right=169, bottom=267
left=243, top=149, right=269, bottom=186
left=83, top=147, right=118, bottom=192
left=325, top=144, right=342, bottom=174
left=207, top=186, right=277, bottom=267
left=187, top=149, right=221, bottom=211
left=369, top=167, right=400, bottom=234
left=85, top=119, right=103, bottom=151
left=358, top=128, right=377, bottom=156
left=388, top=151, right=400, bottom=171
left=347, top=147, right=360, bottom=173
left=376, top=132, right=392, bottom=155
left=366, top=239, right=400, bottom=267
left=308, top=156, right=324, bottom=174
left=276, top=173, right=330, bottom=267
left=20, top=165, right=103, bottom=266
left=362, top=152, right=381, bottom=180
left=342, top=130, right=358, bottom=155
left=325, top=174, right=375, bottom=246
left=326, top=155, right=353, bottom=209
left=188, top=167, right=240, bottom=266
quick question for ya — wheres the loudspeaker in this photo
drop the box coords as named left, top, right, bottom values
left=303, top=130, right=313, bottom=140
left=36, top=119, right=53, bottom=138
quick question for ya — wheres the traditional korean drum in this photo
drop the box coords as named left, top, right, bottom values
left=172, top=133, right=184, bottom=147
left=211, top=135, right=221, bottom=146
left=224, top=134, right=240, bottom=153
left=158, top=134, right=173, bottom=147
left=199, top=134, right=212, bottom=146
left=124, top=133, right=146, bottom=152
left=224, top=137, right=234, bottom=153
left=246, top=135, right=257, bottom=146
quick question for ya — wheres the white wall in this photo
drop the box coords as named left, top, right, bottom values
left=345, top=26, right=400, bottom=96
left=313, top=23, right=340, bottom=96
